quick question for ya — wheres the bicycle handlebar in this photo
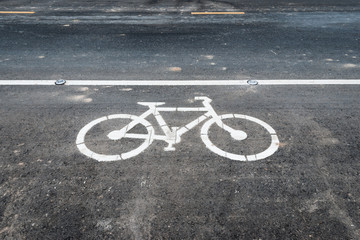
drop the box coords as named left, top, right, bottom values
left=194, top=96, right=212, bottom=102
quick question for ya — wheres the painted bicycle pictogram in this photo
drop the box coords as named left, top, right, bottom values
left=76, top=96, right=279, bottom=162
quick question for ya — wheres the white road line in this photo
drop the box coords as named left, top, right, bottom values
left=0, top=80, right=360, bottom=86
left=258, top=80, right=360, bottom=85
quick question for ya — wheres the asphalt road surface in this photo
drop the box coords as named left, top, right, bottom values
left=0, top=11, right=359, bottom=80
left=1, top=85, right=360, bottom=239
left=1, top=0, right=360, bottom=12
left=1, top=0, right=360, bottom=239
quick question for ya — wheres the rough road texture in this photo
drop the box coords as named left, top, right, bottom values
left=1, top=86, right=360, bottom=239
left=1, top=0, right=360, bottom=239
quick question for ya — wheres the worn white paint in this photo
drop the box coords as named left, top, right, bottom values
left=76, top=97, right=279, bottom=162
left=1, top=79, right=360, bottom=85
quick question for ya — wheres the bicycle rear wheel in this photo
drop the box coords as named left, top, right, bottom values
left=76, top=114, right=154, bottom=162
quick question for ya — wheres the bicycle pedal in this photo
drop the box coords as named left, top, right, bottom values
left=164, top=146, right=176, bottom=151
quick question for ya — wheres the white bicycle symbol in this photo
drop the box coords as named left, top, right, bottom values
left=76, top=96, right=279, bottom=162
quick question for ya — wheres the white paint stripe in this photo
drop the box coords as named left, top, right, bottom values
left=258, top=80, right=360, bottom=85
left=1, top=79, right=360, bottom=86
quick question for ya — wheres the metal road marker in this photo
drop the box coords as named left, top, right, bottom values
left=55, top=79, right=66, bottom=85
left=247, top=80, right=259, bottom=85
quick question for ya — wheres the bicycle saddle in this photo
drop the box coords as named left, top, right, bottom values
left=137, top=102, right=166, bottom=107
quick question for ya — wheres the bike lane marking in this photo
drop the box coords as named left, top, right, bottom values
left=76, top=98, right=280, bottom=162
left=2, top=79, right=358, bottom=162
left=1, top=79, right=360, bottom=85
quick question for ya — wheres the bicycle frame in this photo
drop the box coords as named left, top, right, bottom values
left=107, top=96, right=241, bottom=151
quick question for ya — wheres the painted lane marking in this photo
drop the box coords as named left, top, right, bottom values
left=0, top=80, right=248, bottom=85
left=258, top=79, right=360, bottom=85
left=191, top=12, right=245, bottom=15
left=0, top=11, right=35, bottom=14
left=77, top=96, right=279, bottom=162
left=1, top=80, right=360, bottom=86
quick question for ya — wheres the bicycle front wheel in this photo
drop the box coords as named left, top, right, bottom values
left=201, top=114, right=279, bottom=161
left=76, top=114, right=154, bottom=162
